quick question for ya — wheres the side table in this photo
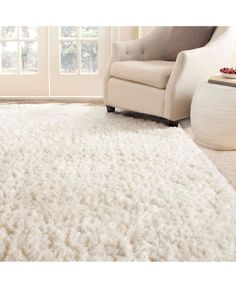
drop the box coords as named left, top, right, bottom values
left=191, top=81, right=236, bottom=150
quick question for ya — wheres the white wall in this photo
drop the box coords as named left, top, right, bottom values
left=119, top=27, right=139, bottom=40
left=110, top=27, right=139, bottom=44
left=232, top=42, right=236, bottom=66
left=139, top=27, right=154, bottom=38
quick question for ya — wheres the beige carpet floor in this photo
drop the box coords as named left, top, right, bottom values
left=111, top=107, right=236, bottom=189
left=1, top=103, right=236, bottom=261
left=1, top=102, right=235, bottom=189
left=181, top=119, right=236, bottom=189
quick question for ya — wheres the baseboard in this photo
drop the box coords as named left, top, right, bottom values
left=0, top=96, right=104, bottom=104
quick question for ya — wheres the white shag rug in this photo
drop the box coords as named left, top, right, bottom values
left=0, top=104, right=236, bottom=261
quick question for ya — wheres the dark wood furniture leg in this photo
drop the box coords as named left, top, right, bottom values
left=165, top=119, right=179, bottom=127
left=106, top=106, right=115, bottom=113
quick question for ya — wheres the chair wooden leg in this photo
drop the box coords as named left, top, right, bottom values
left=106, top=105, right=115, bottom=113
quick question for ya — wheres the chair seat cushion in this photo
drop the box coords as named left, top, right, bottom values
left=111, top=60, right=175, bottom=89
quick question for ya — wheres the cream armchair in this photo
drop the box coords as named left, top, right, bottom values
left=104, top=27, right=235, bottom=126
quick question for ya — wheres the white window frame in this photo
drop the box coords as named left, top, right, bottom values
left=58, top=26, right=100, bottom=76
left=0, top=26, right=39, bottom=75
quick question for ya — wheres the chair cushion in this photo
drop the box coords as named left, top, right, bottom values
left=111, top=60, right=175, bottom=89
left=165, top=26, right=216, bottom=61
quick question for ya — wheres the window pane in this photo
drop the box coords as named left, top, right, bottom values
left=0, top=41, right=18, bottom=73
left=60, top=26, right=77, bottom=38
left=80, top=27, right=98, bottom=38
left=0, top=26, right=17, bottom=39
left=80, top=40, right=98, bottom=74
left=60, top=41, right=77, bottom=73
left=21, top=41, right=38, bottom=73
left=20, top=26, right=38, bottom=39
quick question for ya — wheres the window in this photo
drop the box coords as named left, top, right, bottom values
left=59, top=26, right=99, bottom=74
left=0, top=26, right=38, bottom=74
left=0, top=26, right=109, bottom=96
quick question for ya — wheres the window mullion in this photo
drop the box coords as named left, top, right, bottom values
left=59, top=37, right=76, bottom=41
left=78, top=28, right=80, bottom=75
left=18, top=26, right=21, bottom=75
left=80, top=37, right=98, bottom=41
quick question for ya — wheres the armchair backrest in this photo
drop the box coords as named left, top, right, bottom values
left=141, top=26, right=222, bottom=61
left=141, top=27, right=173, bottom=60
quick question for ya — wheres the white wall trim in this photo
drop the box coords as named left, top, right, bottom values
left=0, top=96, right=103, bottom=103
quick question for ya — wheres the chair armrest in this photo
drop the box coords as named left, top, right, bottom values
left=164, top=31, right=235, bottom=121
left=103, top=39, right=143, bottom=102
left=164, top=26, right=235, bottom=121
left=103, top=27, right=172, bottom=103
